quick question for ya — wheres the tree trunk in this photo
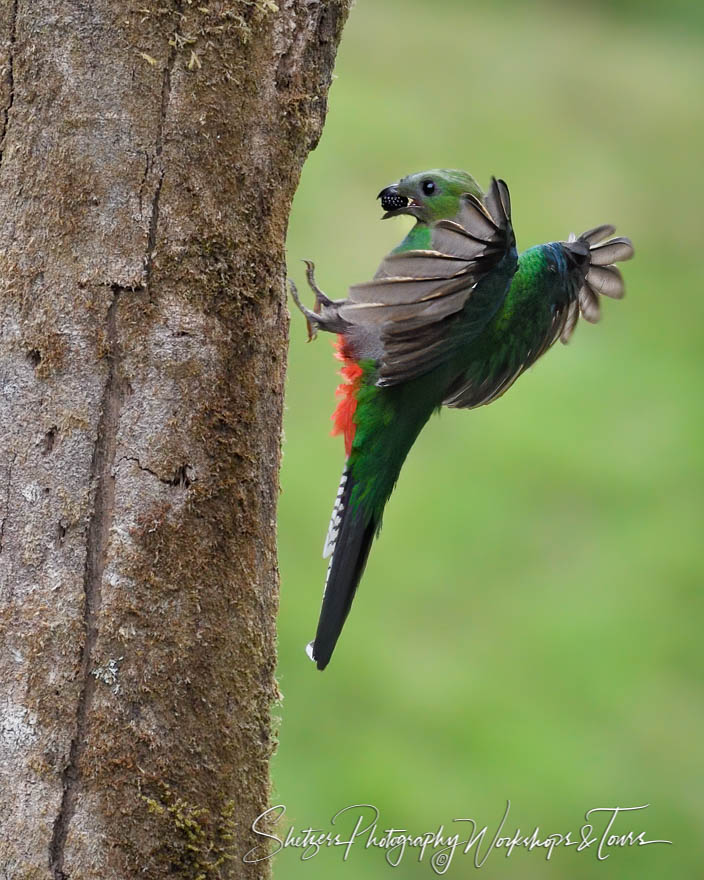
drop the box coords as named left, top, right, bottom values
left=0, top=1, right=350, bottom=876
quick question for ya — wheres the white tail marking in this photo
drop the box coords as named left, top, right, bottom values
left=322, top=464, right=349, bottom=559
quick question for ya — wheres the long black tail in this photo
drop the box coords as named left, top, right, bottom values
left=307, top=466, right=378, bottom=670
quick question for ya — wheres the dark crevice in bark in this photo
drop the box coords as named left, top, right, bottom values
left=42, top=426, right=57, bottom=455
left=0, top=452, right=15, bottom=554
left=98, top=281, right=144, bottom=294
left=138, top=150, right=150, bottom=218
left=145, top=169, right=164, bottom=295
left=49, top=290, right=125, bottom=880
left=118, top=455, right=193, bottom=488
left=0, top=0, right=18, bottom=170
left=144, top=5, right=182, bottom=296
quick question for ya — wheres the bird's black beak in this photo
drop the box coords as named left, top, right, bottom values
left=377, top=184, right=410, bottom=219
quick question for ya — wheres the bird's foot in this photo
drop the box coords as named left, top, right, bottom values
left=289, top=278, right=319, bottom=341
left=288, top=261, right=348, bottom=339
left=303, top=260, right=335, bottom=309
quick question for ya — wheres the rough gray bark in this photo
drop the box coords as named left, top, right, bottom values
left=0, top=1, right=350, bottom=877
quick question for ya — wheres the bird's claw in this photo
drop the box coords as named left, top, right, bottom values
left=303, top=260, right=334, bottom=308
left=289, top=261, right=347, bottom=338
left=288, top=279, right=319, bottom=341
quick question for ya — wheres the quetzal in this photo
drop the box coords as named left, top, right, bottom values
left=290, top=169, right=633, bottom=670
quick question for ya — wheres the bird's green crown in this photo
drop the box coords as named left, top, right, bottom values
left=378, top=168, right=483, bottom=225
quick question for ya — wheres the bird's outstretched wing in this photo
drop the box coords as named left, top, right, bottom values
left=442, top=225, right=634, bottom=410
left=290, top=179, right=518, bottom=387
left=341, top=178, right=517, bottom=386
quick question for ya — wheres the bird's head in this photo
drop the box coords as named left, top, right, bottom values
left=377, top=169, right=483, bottom=224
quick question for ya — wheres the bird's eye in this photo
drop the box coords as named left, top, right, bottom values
left=421, top=179, right=436, bottom=196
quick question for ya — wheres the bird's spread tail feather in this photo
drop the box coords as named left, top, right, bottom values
left=308, top=466, right=377, bottom=670
left=561, top=226, right=634, bottom=342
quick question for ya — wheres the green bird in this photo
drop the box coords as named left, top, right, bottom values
left=290, top=169, right=633, bottom=670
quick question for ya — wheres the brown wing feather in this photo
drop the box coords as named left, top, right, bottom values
left=290, top=179, right=518, bottom=378
left=345, top=178, right=517, bottom=387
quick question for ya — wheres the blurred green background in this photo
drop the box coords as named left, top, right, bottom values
left=274, top=1, right=703, bottom=877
